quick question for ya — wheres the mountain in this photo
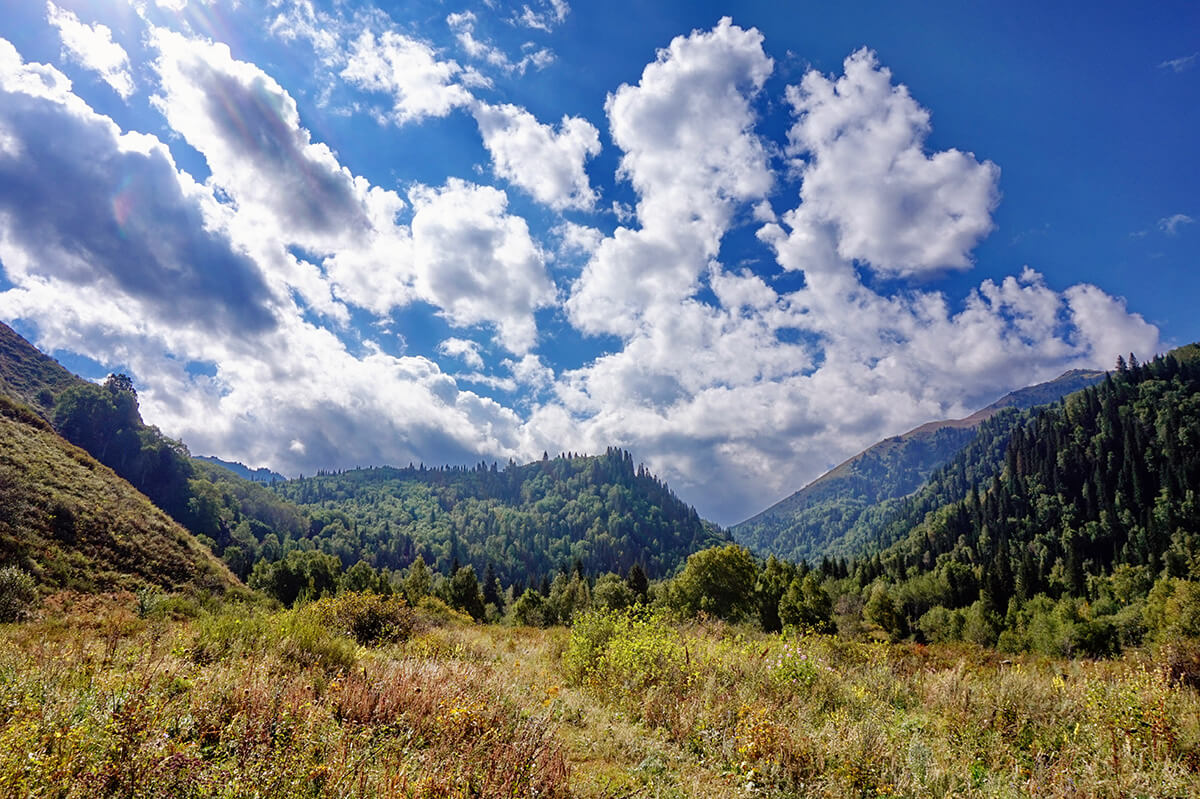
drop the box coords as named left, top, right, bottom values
left=0, top=392, right=237, bottom=594
left=195, top=455, right=285, bottom=484
left=268, top=449, right=729, bottom=587
left=732, top=369, right=1105, bottom=563
left=854, top=348, right=1200, bottom=651
left=0, top=322, right=722, bottom=590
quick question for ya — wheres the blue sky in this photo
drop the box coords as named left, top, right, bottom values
left=0, top=0, right=1194, bottom=525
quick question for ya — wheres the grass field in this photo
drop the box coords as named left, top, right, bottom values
left=1, top=594, right=1197, bottom=798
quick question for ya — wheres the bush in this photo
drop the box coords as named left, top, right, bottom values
left=0, top=566, right=37, bottom=622
left=666, top=544, right=758, bottom=622
left=511, top=588, right=550, bottom=627
left=564, top=606, right=685, bottom=695
left=305, top=591, right=414, bottom=646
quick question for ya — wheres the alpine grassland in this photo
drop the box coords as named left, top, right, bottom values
left=1, top=595, right=1198, bottom=798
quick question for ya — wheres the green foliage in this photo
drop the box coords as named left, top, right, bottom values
left=248, top=549, right=342, bottom=606
left=510, top=588, right=550, bottom=627
left=269, top=449, right=726, bottom=587
left=592, top=572, right=636, bottom=612
left=0, top=566, right=36, bottom=622
left=778, top=573, right=833, bottom=633
left=446, top=565, right=486, bottom=620
left=563, top=606, right=685, bottom=696
left=305, top=591, right=414, bottom=646
left=666, top=544, right=758, bottom=622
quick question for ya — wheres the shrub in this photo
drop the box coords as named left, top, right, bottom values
left=564, top=606, right=685, bottom=695
left=511, top=588, right=550, bottom=626
left=0, top=566, right=37, bottom=622
left=306, top=591, right=414, bottom=646
left=666, top=544, right=758, bottom=622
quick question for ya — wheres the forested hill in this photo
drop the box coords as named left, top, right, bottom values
left=854, top=347, right=1200, bottom=651
left=270, top=449, right=728, bottom=588
left=732, top=368, right=1105, bottom=563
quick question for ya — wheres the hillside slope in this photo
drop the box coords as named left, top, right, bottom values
left=270, top=449, right=729, bottom=586
left=732, top=369, right=1105, bottom=562
left=0, top=394, right=237, bottom=594
left=856, top=348, right=1200, bottom=649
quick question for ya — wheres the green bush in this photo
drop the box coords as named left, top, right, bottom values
left=305, top=591, right=414, bottom=646
left=0, top=566, right=37, bottom=622
left=564, top=606, right=684, bottom=695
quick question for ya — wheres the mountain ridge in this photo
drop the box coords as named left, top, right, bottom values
left=732, top=368, right=1106, bottom=562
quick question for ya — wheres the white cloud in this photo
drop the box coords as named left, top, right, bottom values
left=535, top=39, right=1159, bottom=524
left=0, top=38, right=276, bottom=335
left=150, top=29, right=555, bottom=351
left=0, top=37, right=528, bottom=480
left=783, top=48, right=999, bottom=278
left=1158, top=213, right=1193, bottom=235
left=409, top=179, right=555, bottom=354
left=473, top=101, right=600, bottom=210
left=556, top=221, right=603, bottom=257
left=46, top=2, right=134, bottom=99
left=1159, top=52, right=1198, bottom=73
left=566, top=18, right=774, bottom=336
left=341, top=28, right=473, bottom=123
left=447, top=12, right=554, bottom=75
left=514, top=0, right=570, bottom=32
left=438, top=337, right=485, bottom=369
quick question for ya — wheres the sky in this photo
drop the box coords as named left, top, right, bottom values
left=0, top=0, right=1195, bottom=526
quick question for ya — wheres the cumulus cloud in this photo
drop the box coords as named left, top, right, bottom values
left=539, top=37, right=1158, bottom=524
left=409, top=179, right=555, bottom=354
left=152, top=29, right=371, bottom=246
left=438, top=337, right=485, bottom=370
left=566, top=17, right=774, bottom=336
left=0, top=37, right=529, bottom=481
left=0, top=38, right=275, bottom=335
left=149, top=28, right=554, bottom=350
left=341, top=28, right=474, bottom=123
left=46, top=2, right=134, bottom=99
left=473, top=101, right=600, bottom=210
left=784, top=48, right=999, bottom=277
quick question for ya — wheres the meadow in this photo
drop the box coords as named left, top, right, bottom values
left=0, top=593, right=1197, bottom=798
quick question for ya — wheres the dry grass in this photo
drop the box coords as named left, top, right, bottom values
left=1, top=598, right=1197, bottom=797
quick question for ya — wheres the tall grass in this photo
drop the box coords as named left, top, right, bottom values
left=0, top=593, right=568, bottom=798
left=565, top=608, right=1200, bottom=797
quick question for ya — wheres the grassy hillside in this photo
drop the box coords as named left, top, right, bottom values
left=733, top=369, right=1105, bottom=563
left=0, top=394, right=237, bottom=595
left=0, top=322, right=78, bottom=416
